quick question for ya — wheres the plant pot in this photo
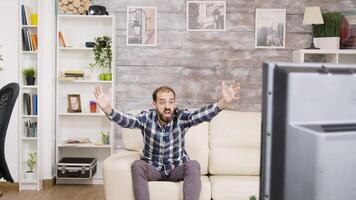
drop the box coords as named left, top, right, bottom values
left=26, top=77, right=36, bottom=85
left=99, top=40, right=107, bottom=48
left=24, top=171, right=35, bottom=180
left=313, top=37, right=340, bottom=50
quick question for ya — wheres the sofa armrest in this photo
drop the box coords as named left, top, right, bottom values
left=103, top=150, right=141, bottom=200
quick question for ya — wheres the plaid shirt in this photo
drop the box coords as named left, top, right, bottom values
left=107, top=103, right=222, bottom=175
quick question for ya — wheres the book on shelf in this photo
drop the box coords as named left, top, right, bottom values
left=22, top=28, right=29, bottom=51
left=64, top=137, right=91, bottom=144
left=33, top=94, right=37, bottom=115
left=64, top=70, right=84, bottom=77
left=58, top=32, right=67, bottom=47
left=22, top=28, right=37, bottom=51
left=21, top=5, right=32, bottom=26
left=26, top=29, right=32, bottom=51
left=31, top=33, right=38, bottom=50
left=21, top=5, right=27, bottom=25
left=23, top=93, right=38, bottom=115
left=58, top=76, right=81, bottom=81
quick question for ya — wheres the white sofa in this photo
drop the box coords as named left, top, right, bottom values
left=103, top=110, right=261, bottom=200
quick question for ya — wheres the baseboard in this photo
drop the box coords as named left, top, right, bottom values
left=43, top=178, right=56, bottom=188
left=0, top=178, right=56, bottom=191
left=0, top=182, right=18, bottom=191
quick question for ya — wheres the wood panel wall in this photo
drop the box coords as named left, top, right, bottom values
left=95, top=0, right=356, bottom=147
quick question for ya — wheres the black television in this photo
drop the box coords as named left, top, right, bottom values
left=260, top=62, right=356, bottom=200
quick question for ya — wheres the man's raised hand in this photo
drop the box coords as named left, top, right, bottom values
left=94, top=85, right=112, bottom=114
left=218, top=81, right=240, bottom=109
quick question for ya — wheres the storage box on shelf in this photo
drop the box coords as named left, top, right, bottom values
left=56, top=15, right=115, bottom=184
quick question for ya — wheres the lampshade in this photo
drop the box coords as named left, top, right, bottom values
left=303, top=7, right=324, bottom=25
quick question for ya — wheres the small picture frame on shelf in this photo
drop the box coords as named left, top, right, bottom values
left=67, top=94, right=82, bottom=113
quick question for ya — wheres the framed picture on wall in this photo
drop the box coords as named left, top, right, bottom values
left=187, top=1, right=226, bottom=31
left=255, top=9, right=286, bottom=48
left=67, top=94, right=82, bottom=113
left=127, top=6, right=157, bottom=46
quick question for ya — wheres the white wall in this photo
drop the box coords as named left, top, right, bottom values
left=0, top=0, right=20, bottom=181
left=38, top=0, right=56, bottom=180
left=0, top=0, right=56, bottom=181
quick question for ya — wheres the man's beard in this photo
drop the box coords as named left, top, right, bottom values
left=158, top=108, right=173, bottom=123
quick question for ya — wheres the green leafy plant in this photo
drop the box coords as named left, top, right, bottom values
left=314, top=12, right=341, bottom=37
left=89, top=35, right=112, bottom=73
left=26, top=152, right=37, bottom=172
left=22, top=67, right=36, bottom=78
left=99, top=131, right=110, bottom=145
left=249, top=195, right=257, bottom=200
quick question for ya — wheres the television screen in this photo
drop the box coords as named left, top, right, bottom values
left=260, top=62, right=356, bottom=200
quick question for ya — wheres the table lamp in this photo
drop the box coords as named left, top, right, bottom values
left=303, top=7, right=324, bottom=49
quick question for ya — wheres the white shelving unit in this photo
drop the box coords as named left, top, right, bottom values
left=56, top=15, right=115, bottom=185
left=18, top=0, right=42, bottom=191
left=292, top=49, right=356, bottom=64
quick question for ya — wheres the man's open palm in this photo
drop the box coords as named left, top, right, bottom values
left=94, top=85, right=111, bottom=113
left=221, top=81, right=240, bottom=104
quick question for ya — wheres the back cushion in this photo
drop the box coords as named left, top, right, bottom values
left=121, top=110, right=209, bottom=175
left=121, top=110, right=144, bottom=152
left=209, top=111, right=261, bottom=175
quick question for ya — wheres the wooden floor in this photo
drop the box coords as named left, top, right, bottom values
left=0, top=182, right=105, bottom=200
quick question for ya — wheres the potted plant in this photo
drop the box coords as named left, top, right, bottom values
left=99, top=131, right=110, bottom=145
left=313, top=12, right=342, bottom=49
left=23, top=67, right=36, bottom=85
left=25, top=152, right=37, bottom=180
left=89, top=35, right=112, bottom=81
left=249, top=195, right=257, bottom=200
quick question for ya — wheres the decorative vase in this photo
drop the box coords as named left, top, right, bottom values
left=99, top=73, right=105, bottom=81
left=105, top=73, right=112, bottom=81
left=99, top=73, right=112, bottom=81
left=26, top=77, right=36, bottom=85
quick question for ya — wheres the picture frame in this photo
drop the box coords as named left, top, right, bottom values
left=67, top=94, right=82, bottom=113
left=186, top=1, right=226, bottom=31
left=127, top=6, right=157, bottom=46
left=255, top=9, right=286, bottom=48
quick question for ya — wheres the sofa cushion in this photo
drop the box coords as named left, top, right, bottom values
left=209, top=111, right=261, bottom=175
left=210, top=176, right=259, bottom=200
left=209, top=148, right=260, bottom=175
left=121, top=110, right=209, bottom=175
left=148, top=176, right=211, bottom=200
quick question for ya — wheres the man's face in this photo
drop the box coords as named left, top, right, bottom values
left=153, top=91, right=176, bottom=123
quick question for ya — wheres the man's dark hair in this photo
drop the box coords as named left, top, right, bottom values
left=152, top=86, right=176, bottom=102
